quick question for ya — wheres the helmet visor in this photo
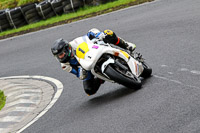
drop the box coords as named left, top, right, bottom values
left=58, top=51, right=66, bottom=59
left=55, top=47, right=71, bottom=63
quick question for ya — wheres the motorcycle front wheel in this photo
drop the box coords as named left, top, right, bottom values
left=104, top=64, right=142, bottom=89
left=140, top=61, right=152, bottom=78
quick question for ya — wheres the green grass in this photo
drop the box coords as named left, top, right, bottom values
left=17, top=0, right=42, bottom=7
left=0, top=0, right=42, bottom=9
left=0, top=0, right=151, bottom=38
left=0, top=0, right=17, bottom=10
left=0, top=90, right=6, bottom=111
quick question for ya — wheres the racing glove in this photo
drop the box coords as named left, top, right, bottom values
left=64, top=64, right=87, bottom=80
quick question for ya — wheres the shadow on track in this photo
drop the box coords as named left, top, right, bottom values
left=67, top=77, right=152, bottom=117
left=63, top=78, right=152, bottom=123
left=88, top=87, right=139, bottom=106
left=88, top=77, right=151, bottom=106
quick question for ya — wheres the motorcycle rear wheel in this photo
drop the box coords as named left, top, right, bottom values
left=104, top=65, right=142, bottom=89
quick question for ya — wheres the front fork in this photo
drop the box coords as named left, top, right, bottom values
left=130, top=51, right=145, bottom=63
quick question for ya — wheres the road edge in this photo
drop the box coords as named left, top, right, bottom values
left=0, top=75, right=63, bottom=133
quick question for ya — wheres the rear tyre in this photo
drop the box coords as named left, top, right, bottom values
left=104, top=65, right=142, bottom=89
left=11, top=12, right=23, bottom=19
left=0, top=12, right=7, bottom=19
left=25, top=8, right=37, bottom=15
left=28, top=16, right=41, bottom=23
left=21, top=4, right=36, bottom=13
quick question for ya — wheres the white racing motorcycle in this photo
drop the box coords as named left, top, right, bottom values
left=74, top=36, right=152, bottom=89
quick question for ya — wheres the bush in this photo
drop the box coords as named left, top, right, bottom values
left=0, top=0, right=18, bottom=10
left=0, top=0, right=43, bottom=10
left=0, top=90, right=6, bottom=110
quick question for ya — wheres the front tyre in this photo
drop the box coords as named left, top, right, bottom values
left=140, top=61, right=152, bottom=78
left=104, top=65, right=142, bottom=89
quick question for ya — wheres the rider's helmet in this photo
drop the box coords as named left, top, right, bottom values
left=87, top=28, right=100, bottom=40
left=51, top=38, right=72, bottom=63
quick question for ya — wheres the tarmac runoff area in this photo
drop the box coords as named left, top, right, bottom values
left=0, top=76, right=63, bottom=133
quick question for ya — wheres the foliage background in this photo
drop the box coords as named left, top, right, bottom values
left=0, top=90, right=6, bottom=110
left=0, top=0, right=43, bottom=10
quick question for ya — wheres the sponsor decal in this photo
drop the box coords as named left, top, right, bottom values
left=76, top=42, right=89, bottom=59
left=120, top=50, right=129, bottom=59
left=92, top=45, right=99, bottom=49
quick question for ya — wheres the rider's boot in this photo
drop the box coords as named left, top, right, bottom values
left=104, top=29, right=136, bottom=52
left=118, top=38, right=136, bottom=53
left=103, top=29, right=136, bottom=58
left=124, top=40, right=136, bottom=52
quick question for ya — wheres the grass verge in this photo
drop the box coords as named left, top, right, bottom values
left=0, top=0, right=154, bottom=40
left=0, top=90, right=6, bottom=111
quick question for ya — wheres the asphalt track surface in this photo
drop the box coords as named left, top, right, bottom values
left=0, top=0, right=200, bottom=132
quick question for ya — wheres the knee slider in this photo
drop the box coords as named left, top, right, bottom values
left=104, top=29, right=114, bottom=36
left=84, top=87, right=98, bottom=95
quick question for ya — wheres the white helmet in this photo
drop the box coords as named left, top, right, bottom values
left=87, top=28, right=100, bottom=39
left=89, top=28, right=100, bottom=34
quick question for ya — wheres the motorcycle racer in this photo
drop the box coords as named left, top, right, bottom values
left=51, top=28, right=136, bottom=96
